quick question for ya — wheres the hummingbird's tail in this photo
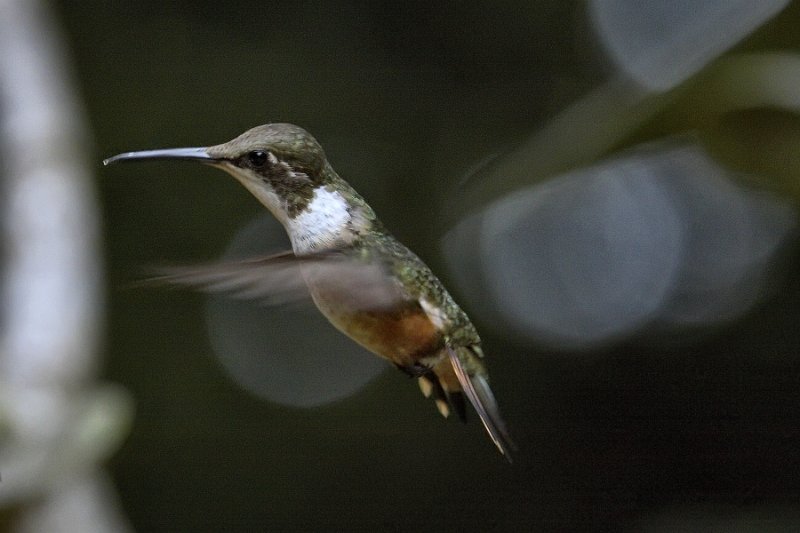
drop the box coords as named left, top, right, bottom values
left=446, top=346, right=516, bottom=462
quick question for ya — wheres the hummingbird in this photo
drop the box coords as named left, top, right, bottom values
left=104, top=123, right=514, bottom=460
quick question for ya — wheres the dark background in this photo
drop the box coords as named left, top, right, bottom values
left=53, top=1, right=800, bottom=531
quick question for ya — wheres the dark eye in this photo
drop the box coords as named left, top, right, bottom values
left=247, top=150, right=268, bottom=167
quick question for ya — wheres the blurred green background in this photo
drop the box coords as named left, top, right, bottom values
left=44, top=0, right=800, bottom=530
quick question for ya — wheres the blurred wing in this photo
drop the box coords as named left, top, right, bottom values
left=146, top=249, right=408, bottom=311
left=447, top=346, right=515, bottom=462
left=146, top=251, right=308, bottom=305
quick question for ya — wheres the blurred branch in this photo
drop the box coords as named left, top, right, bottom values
left=685, top=53, right=800, bottom=200
left=448, top=79, right=678, bottom=222
left=0, top=0, right=132, bottom=531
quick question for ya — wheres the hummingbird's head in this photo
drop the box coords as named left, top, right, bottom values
left=205, top=123, right=331, bottom=222
left=105, top=123, right=377, bottom=253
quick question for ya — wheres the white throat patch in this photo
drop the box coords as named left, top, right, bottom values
left=287, top=187, right=353, bottom=253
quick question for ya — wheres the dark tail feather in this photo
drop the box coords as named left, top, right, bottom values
left=447, top=347, right=515, bottom=462
left=448, top=391, right=467, bottom=423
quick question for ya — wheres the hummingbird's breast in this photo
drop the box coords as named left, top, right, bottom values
left=283, top=186, right=460, bottom=368
left=304, top=271, right=445, bottom=368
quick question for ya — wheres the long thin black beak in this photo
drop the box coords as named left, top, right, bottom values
left=103, top=147, right=214, bottom=166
